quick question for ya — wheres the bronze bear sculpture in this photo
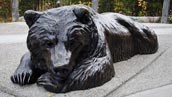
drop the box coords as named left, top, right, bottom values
left=11, top=5, right=158, bottom=93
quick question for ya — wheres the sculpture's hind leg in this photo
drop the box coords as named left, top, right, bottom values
left=133, top=24, right=158, bottom=54
left=115, top=14, right=158, bottom=54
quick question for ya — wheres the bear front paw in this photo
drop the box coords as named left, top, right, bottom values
left=37, top=72, right=64, bottom=93
left=11, top=69, right=33, bottom=85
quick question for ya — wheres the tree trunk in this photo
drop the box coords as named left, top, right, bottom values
left=56, top=0, right=62, bottom=7
left=161, top=0, right=170, bottom=23
left=11, top=0, right=19, bottom=22
left=92, top=0, right=99, bottom=12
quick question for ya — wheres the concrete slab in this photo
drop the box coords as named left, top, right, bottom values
left=143, top=23, right=172, bottom=28
left=0, top=43, right=54, bottom=97
left=125, top=84, right=172, bottom=97
left=0, top=34, right=27, bottom=44
left=0, top=91, right=15, bottom=97
left=0, top=23, right=172, bottom=97
left=107, top=36, right=172, bottom=97
left=143, top=23, right=172, bottom=35
left=0, top=22, right=171, bottom=35
left=0, top=22, right=28, bottom=35
left=0, top=34, right=171, bottom=97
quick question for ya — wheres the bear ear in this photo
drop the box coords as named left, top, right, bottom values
left=73, top=7, right=92, bottom=24
left=24, top=10, right=43, bottom=28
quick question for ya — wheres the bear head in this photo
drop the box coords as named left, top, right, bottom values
left=24, top=5, right=99, bottom=73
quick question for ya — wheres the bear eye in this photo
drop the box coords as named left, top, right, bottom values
left=67, top=30, right=85, bottom=51
left=42, top=40, right=56, bottom=48
left=46, top=41, right=55, bottom=48
left=68, top=37, right=80, bottom=51
left=69, top=38, right=76, bottom=47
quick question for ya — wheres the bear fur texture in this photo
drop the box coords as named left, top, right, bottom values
left=11, top=5, right=158, bottom=93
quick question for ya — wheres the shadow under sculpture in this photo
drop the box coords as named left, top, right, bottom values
left=11, top=5, right=158, bottom=93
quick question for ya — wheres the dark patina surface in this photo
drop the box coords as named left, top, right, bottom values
left=11, top=5, right=158, bottom=93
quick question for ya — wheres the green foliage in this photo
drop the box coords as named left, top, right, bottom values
left=168, top=15, right=172, bottom=23
left=19, top=0, right=58, bottom=16
left=19, top=0, right=91, bottom=16
left=0, top=0, right=171, bottom=23
left=19, top=0, right=35, bottom=16
left=137, top=0, right=148, bottom=16
left=98, top=0, right=163, bottom=16
left=62, top=0, right=91, bottom=6
left=99, top=0, right=114, bottom=13
left=0, top=0, right=11, bottom=22
left=113, top=0, right=135, bottom=15
left=62, top=0, right=79, bottom=5
left=147, top=0, right=163, bottom=16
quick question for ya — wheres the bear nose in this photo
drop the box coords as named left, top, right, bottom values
left=53, top=51, right=71, bottom=67
left=51, top=41, right=72, bottom=67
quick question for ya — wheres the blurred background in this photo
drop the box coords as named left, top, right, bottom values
left=0, top=0, right=172, bottom=23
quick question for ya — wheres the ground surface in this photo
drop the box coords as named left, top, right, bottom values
left=0, top=22, right=172, bottom=97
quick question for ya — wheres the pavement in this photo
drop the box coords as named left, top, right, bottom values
left=0, top=22, right=172, bottom=97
